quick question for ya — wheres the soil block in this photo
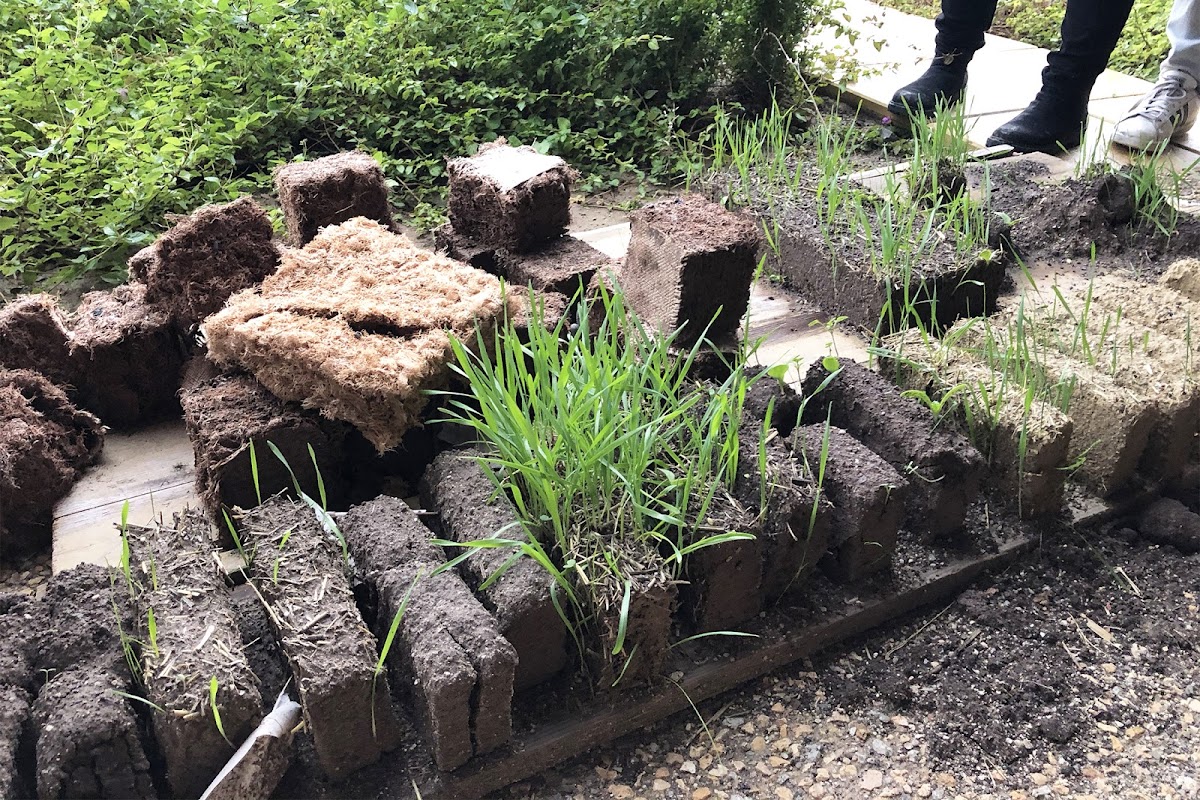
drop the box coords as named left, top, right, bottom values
left=34, top=564, right=135, bottom=677
left=743, top=370, right=803, bottom=438
left=205, top=218, right=516, bottom=451
left=378, top=562, right=518, bottom=769
left=801, top=359, right=984, bottom=539
left=762, top=205, right=1005, bottom=334
left=880, top=335, right=1073, bottom=518
left=133, top=196, right=281, bottom=327
left=750, top=437, right=832, bottom=599
left=342, top=495, right=518, bottom=763
left=434, top=223, right=498, bottom=274
left=1136, top=497, right=1200, bottom=554
left=33, top=667, right=155, bottom=799
left=592, top=561, right=676, bottom=689
left=241, top=497, right=401, bottom=779
left=681, top=499, right=763, bottom=633
left=793, top=425, right=910, bottom=581
left=70, top=283, right=186, bottom=427
left=447, top=140, right=574, bottom=252
left=126, top=511, right=264, bottom=798
left=0, top=370, right=104, bottom=555
left=0, top=684, right=32, bottom=800
left=0, top=594, right=42, bottom=691
left=623, top=195, right=761, bottom=346
left=495, top=235, right=613, bottom=299
left=421, top=450, right=568, bottom=690
left=1162, top=257, right=1200, bottom=301
left=0, top=294, right=78, bottom=388
left=180, top=363, right=347, bottom=528
left=274, top=151, right=394, bottom=246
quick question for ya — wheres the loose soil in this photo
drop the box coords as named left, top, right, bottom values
left=495, top=518, right=1200, bottom=800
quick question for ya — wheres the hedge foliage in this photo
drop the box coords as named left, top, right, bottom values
left=0, top=0, right=825, bottom=282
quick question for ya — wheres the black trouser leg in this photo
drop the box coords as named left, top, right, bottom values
left=1043, top=0, right=1136, bottom=90
left=933, top=0, right=999, bottom=65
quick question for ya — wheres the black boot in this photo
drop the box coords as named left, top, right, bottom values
left=888, top=56, right=969, bottom=119
left=986, top=86, right=1090, bottom=154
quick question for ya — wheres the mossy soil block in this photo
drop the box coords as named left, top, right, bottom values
left=0, top=294, right=78, bottom=388
left=70, top=283, right=186, bottom=427
left=127, top=511, right=263, bottom=798
left=447, top=141, right=573, bottom=252
left=341, top=495, right=517, bottom=770
left=759, top=200, right=1006, bottom=334
left=205, top=218, right=517, bottom=452
left=802, top=359, right=985, bottom=540
left=0, top=370, right=104, bottom=555
left=275, top=151, right=394, bottom=246
left=179, top=363, right=347, bottom=530
left=240, top=497, right=401, bottom=779
left=623, top=195, right=761, bottom=346
left=131, top=196, right=280, bottom=327
left=421, top=450, right=568, bottom=691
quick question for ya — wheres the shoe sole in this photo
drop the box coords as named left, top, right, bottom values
left=985, top=131, right=1081, bottom=155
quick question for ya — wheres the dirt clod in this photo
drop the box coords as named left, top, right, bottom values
left=0, top=295, right=78, bottom=388
left=1136, top=497, right=1200, bottom=554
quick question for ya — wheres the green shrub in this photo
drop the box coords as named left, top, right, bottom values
left=0, top=0, right=824, bottom=283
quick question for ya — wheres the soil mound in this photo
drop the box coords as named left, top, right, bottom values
left=275, top=151, right=393, bottom=245
left=0, top=371, right=104, bottom=555
left=1162, top=257, right=1200, bottom=300
left=132, top=196, right=280, bottom=327
left=205, top=218, right=515, bottom=451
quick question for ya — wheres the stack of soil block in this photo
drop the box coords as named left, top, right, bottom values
left=0, top=294, right=78, bottom=387
left=275, top=151, right=394, bottom=245
left=802, top=359, right=985, bottom=540
left=0, top=370, right=105, bottom=554
left=129, top=196, right=281, bottom=327
left=69, top=283, right=186, bottom=427
left=622, top=194, right=762, bottom=347
left=240, top=497, right=400, bottom=778
left=205, top=218, right=516, bottom=451
left=495, top=235, right=613, bottom=301
left=126, top=511, right=264, bottom=798
left=180, top=360, right=347, bottom=528
left=421, top=450, right=567, bottom=689
left=447, top=140, right=574, bottom=253
left=793, top=426, right=910, bottom=580
left=31, top=565, right=156, bottom=799
left=341, top=494, right=517, bottom=771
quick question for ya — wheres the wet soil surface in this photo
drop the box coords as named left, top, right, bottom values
left=498, top=517, right=1200, bottom=800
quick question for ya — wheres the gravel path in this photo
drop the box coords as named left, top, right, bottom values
left=497, top=525, right=1199, bottom=800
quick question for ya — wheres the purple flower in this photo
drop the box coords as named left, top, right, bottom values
left=881, top=116, right=892, bottom=125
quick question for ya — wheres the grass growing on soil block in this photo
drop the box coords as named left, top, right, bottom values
left=437, top=287, right=787, bottom=687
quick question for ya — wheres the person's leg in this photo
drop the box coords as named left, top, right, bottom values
left=1162, top=0, right=1200, bottom=83
left=1113, top=0, right=1200, bottom=149
left=888, top=0, right=999, bottom=118
left=988, top=0, right=1136, bottom=152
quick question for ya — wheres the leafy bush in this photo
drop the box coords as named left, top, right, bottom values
left=1, top=0, right=824, bottom=283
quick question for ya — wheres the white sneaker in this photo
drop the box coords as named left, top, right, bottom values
left=1112, top=73, right=1200, bottom=150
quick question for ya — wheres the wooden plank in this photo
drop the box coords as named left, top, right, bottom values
left=430, top=535, right=1037, bottom=800
left=52, top=420, right=200, bottom=574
